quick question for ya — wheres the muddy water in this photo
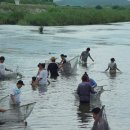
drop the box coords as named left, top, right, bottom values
left=0, top=22, right=130, bottom=130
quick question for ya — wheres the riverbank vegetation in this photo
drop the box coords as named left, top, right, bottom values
left=0, top=3, right=130, bottom=25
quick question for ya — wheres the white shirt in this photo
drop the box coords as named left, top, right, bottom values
left=10, top=87, right=21, bottom=104
left=0, top=63, right=6, bottom=76
left=37, top=69, right=48, bottom=85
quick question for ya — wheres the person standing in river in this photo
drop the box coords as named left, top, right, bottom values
left=80, top=48, right=94, bottom=66
left=105, top=58, right=121, bottom=74
left=0, top=56, right=13, bottom=77
left=47, top=57, right=59, bottom=80
left=36, top=63, right=49, bottom=93
left=91, top=107, right=110, bottom=130
left=10, top=80, right=25, bottom=105
left=77, top=74, right=96, bottom=103
left=39, top=26, right=44, bottom=34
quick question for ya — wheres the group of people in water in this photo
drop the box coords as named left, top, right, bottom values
left=80, top=47, right=121, bottom=73
left=0, top=47, right=121, bottom=129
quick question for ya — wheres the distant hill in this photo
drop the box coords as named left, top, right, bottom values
left=55, top=0, right=130, bottom=6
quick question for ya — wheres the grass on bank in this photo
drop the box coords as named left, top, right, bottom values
left=0, top=3, right=130, bottom=25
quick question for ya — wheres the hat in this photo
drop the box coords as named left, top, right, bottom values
left=51, top=57, right=56, bottom=61
left=17, top=80, right=24, bottom=85
left=60, top=54, right=67, bottom=58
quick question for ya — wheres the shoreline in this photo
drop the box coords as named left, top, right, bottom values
left=0, top=3, right=130, bottom=26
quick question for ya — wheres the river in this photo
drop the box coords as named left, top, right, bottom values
left=0, top=22, right=130, bottom=130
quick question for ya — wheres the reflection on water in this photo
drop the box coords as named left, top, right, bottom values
left=77, top=103, right=91, bottom=125
left=0, top=22, right=130, bottom=130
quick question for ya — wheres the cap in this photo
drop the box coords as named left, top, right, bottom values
left=17, top=80, right=24, bottom=85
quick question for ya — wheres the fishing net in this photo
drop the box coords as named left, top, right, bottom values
left=62, top=56, right=79, bottom=75
left=0, top=66, right=22, bottom=81
left=91, top=105, right=110, bottom=130
left=0, top=95, right=9, bottom=104
left=0, top=95, right=36, bottom=122
left=0, top=72, right=22, bottom=81
left=90, top=86, right=104, bottom=108
left=0, top=102, right=36, bottom=122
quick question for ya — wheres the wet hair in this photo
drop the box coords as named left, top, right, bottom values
left=0, top=56, right=5, bottom=61
left=82, top=74, right=89, bottom=82
left=38, top=63, right=45, bottom=68
left=111, top=58, right=115, bottom=62
left=32, top=76, right=36, bottom=81
left=38, top=63, right=41, bottom=67
left=83, top=72, right=89, bottom=77
left=42, top=63, right=45, bottom=68
left=92, top=107, right=101, bottom=114
left=61, top=54, right=67, bottom=58
left=86, top=48, right=90, bottom=51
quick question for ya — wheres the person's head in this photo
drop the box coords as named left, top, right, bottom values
left=81, top=72, right=89, bottom=82
left=86, top=48, right=90, bottom=52
left=81, top=75, right=89, bottom=82
left=51, top=57, right=56, bottom=62
left=32, top=76, right=36, bottom=82
left=17, top=80, right=24, bottom=88
left=61, top=54, right=67, bottom=60
left=38, top=63, right=45, bottom=69
left=111, top=58, right=115, bottom=62
left=0, top=56, right=5, bottom=63
left=83, top=72, right=89, bottom=78
left=92, top=107, right=101, bottom=120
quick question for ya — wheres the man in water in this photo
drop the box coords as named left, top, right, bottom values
left=39, top=26, right=43, bottom=34
left=91, top=107, right=110, bottom=130
left=47, top=57, right=59, bottom=80
left=80, top=48, right=94, bottom=66
left=0, top=56, right=13, bottom=77
left=10, top=80, right=25, bottom=105
left=77, top=74, right=96, bottom=103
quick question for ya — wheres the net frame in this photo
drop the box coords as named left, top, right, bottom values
left=0, top=102, right=36, bottom=123
left=61, top=55, right=79, bottom=75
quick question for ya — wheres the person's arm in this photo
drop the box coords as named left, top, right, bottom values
left=10, top=94, right=16, bottom=104
left=80, top=52, right=83, bottom=59
left=5, top=68, right=13, bottom=72
left=0, top=108, right=6, bottom=112
left=88, top=53, right=94, bottom=62
left=77, top=85, right=80, bottom=95
left=90, top=79, right=97, bottom=87
left=115, top=63, right=121, bottom=72
left=47, top=65, right=50, bottom=76
left=105, top=64, right=110, bottom=71
left=116, top=67, right=121, bottom=71
left=36, top=75, right=42, bottom=82
left=90, top=86, right=97, bottom=94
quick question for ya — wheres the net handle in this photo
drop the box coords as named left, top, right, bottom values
left=0, top=95, right=9, bottom=102
left=68, top=55, right=79, bottom=62
left=6, top=102, right=36, bottom=111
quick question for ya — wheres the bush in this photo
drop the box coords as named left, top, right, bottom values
left=95, top=5, right=103, bottom=10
